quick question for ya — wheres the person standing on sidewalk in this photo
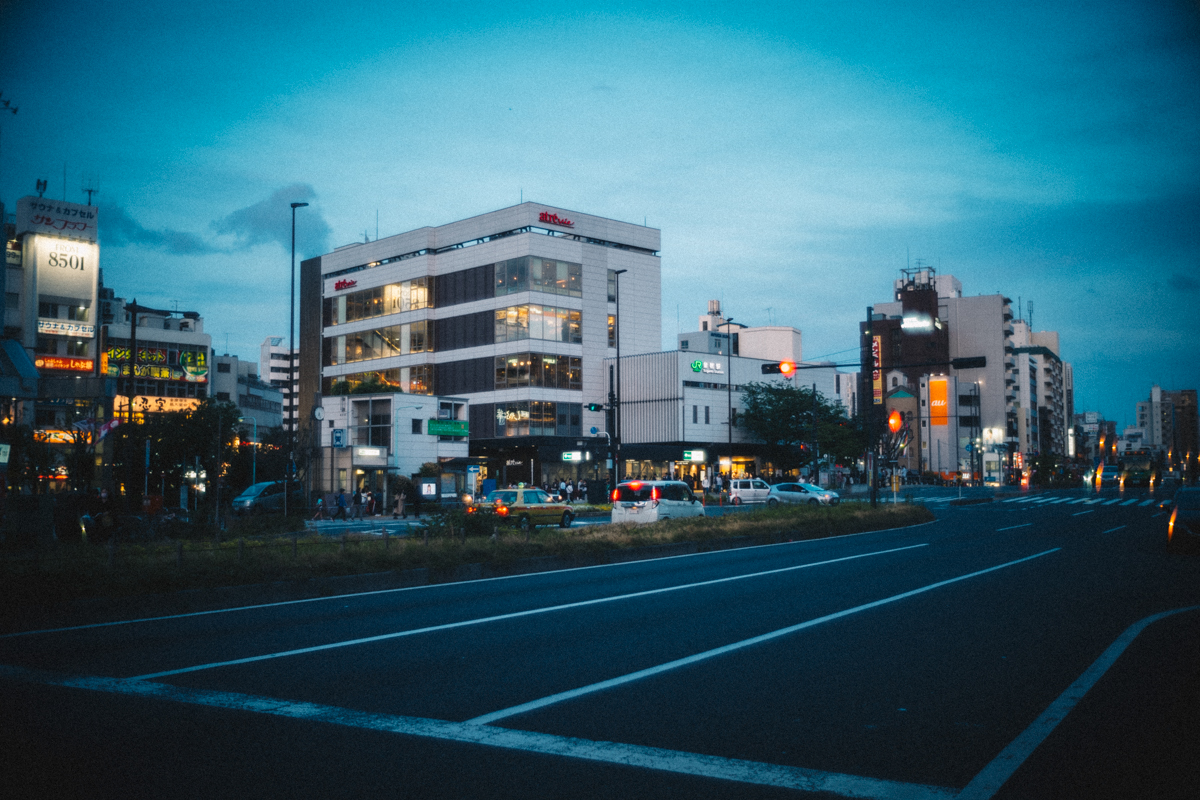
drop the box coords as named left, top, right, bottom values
left=351, top=488, right=363, bottom=519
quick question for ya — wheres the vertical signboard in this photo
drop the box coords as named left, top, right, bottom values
left=929, top=378, right=949, bottom=427
left=871, top=335, right=883, bottom=405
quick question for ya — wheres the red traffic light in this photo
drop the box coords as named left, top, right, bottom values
left=887, top=410, right=903, bottom=433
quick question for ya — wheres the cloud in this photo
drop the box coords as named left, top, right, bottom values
left=1169, top=272, right=1200, bottom=294
left=210, top=183, right=331, bottom=258
left=99, top=203, right=218, bottom=255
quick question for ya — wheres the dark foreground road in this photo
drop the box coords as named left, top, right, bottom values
left=3, top=488, right=1197, bottom=799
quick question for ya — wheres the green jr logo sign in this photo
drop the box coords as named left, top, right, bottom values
left=691, top=360, right=703, bottom=372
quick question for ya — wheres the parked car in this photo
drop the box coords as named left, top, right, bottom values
left=611, top=480, right=706, bottom=524
left=1167, top=487, right=1200, bottom=551
left=766, top=482, right=840, bottom=507
left=469, top=487, right=574, bottom=530
left=231, top=481, right=304, bottom=516
left=728, top=478, right=771, bottom=505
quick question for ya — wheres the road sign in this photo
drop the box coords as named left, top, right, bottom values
left=332, top=428, right=345, bottom=448
left=682, top=449, right=707, bottom=462
left=562, top=451, right=583, bottom=462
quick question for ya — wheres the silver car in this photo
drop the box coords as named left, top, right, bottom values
left=766, top=482, right=840, bottom=507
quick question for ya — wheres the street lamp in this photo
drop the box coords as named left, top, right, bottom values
left=286, top=201, right=308, bottom=517
left=239, top=416, right=257, bottom=487
left=612, top=268, right=628, bottom=484
left=719, top=317, right=736, bottom=485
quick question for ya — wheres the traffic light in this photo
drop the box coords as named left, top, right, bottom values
left=586, top=403, right=604, bottom=412
left=761, top=360, right=797, bottom=376
left=887, top=410, right=903, bottom=433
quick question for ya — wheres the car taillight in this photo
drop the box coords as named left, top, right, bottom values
left=612, top=489, right=620, bottom=502
left=651, top=486, right=660, bottom=501
left=497, top=506, right=509, bottom=517
left=467, top=506, right=475, bottom=514
left=1169, top=507, right=1177, bottom=542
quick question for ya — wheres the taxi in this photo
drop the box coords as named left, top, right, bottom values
left=468, top=486, right=575, bottom=530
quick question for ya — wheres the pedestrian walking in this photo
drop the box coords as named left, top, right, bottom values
left=312, top=496, right=326, bottom=521
left=333, top=489, right=348, bottom=520
left=393, top=490, right=406, bottom=519
left=351, top=489, right=363, bottom=519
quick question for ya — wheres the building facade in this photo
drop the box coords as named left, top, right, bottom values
left=213, top=353, right=284, bottom=430
left=300, top=203, right=661, bottom=492
left=260, top=336, right=298, bottom=432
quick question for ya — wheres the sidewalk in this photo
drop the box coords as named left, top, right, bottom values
left=306, top=515, right=424, bottom=536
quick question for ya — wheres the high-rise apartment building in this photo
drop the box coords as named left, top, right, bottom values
left=260, top=336, right=298, bottom=431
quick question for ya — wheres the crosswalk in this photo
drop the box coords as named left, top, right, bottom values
left=999, top=494, right=1159, bottom=508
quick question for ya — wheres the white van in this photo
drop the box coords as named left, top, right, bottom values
left=611, top=480, right=706, bottom=524
left=728, top=478, right=771, bottom=505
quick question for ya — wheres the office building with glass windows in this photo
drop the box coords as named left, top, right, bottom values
left=300, top=203, right=660, bottom=493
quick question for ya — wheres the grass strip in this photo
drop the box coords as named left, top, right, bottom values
left=1, top=503, right=933, bottom=604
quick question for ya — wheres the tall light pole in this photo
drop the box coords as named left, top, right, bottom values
left=720, top=317, right=736, bottom=485
left=612, top=268, right=628, bottom=484
left=239, top=416, right=258, bottom=486
left=286, top=201, right=308, bottom=517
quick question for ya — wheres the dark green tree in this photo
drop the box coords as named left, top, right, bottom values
left=739, top=381, right=864, bottom=472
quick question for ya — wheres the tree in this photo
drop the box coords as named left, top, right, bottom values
left=739, top=382, right=864, bottom=472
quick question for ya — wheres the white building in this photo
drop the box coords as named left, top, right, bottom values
left=260, top=336, right=298, bottom=431
left=213, top=353, right=284, bottom=430
left=300, top=202, right=661, bottom=493
left=317, top=392, right=469, bottom=500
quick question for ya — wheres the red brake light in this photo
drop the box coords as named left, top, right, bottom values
left=497, top=506, right=509, bottom=517
left=651, top=486, right=660, bottom=500
left=628, top=481, right=642, bottom=490
left=612, top=489, right=620, bottom=502
left=1169, top=507, right=1177, bottom=541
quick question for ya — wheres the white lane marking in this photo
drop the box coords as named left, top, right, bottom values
left=995, top=524, right=1032, bottom=532
left=2, top=520, right=942, bottom=640
left=1102, top=499, right=1123, bottom=506
left=1083, top=499, right=1104, bottom=505
left=1151, top=512, right=1165, bottom=518
left=467, top=549, right=1060, bottom=726
left=0, top=666, right=956, bottom=800
left=129, top=544, right=929, bottom=681
left=1120, top=499, right=1139, bottom=506
left=956, top=605, right=1200, bottom=800
left=1101, top=526, right=1127, bottom=534
left=1071, top=511, right=1094, bottom=517
left=1050, top=497, right=1075, bottom=504
left=1138, top=500, right=1155, bottom=507
left=1002, top=497, right=1025, bottom=503
left=1068, top=499, right=1090, bottom=505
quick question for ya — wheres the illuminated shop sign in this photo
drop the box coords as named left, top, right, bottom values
left=105, top=345, right=209, bottom=383
left=115, top=395, right=202, bottom=415
left=35, top=356, right=94, bottom=372
left=872, top=335, right=883, bottom=405
left=691, top=359, right=723, bottom=375
left=427, top=419, right=468, bottom=437
left=17, top=197, right=98, bottom=243
left=929, top=378, right=949, bottom=427
left=33, top=236, right=98, bottom=299
left=539, top=211, right=574, bottom=228
left=37, top=319, right=95, bottom=338
left=683, top=449, right=707, bottom=463
left=334, top=279, right=357, bottom=291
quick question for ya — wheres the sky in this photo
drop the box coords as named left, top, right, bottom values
left=1, top=0, right=1197, bottom=427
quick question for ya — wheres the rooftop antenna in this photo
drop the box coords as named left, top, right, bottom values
left=63, top=163, right=67, bottom=201
left=520, top=188, right=523, bottom=203
left=376, top=209, right=379, bottom=241
left=1027, top=300, right=1034, bottom=330
left=82, top=172, right=100, bottom=206
left=36, top=178, right=47, bottom=198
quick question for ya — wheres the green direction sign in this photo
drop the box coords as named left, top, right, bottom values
left=427, top=419, right=469, bottom=436
left=682, top=449, right=706, bottom=463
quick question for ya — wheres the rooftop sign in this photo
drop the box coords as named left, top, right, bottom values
left=539, top=211, right=574, bottom=228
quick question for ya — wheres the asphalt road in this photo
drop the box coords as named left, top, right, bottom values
left=3, top=487, right=1197, bottom=799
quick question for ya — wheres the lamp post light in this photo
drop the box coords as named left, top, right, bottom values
left=719, top=317, right=736, bottom=486
left=612, top=268, right=628, bottom=484
left=286, top=201, right=308, bottom=517
left=239, top=416, right=257, bottom=487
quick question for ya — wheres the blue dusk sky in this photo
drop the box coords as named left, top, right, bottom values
left=1, top=1, right=1197, bottom=426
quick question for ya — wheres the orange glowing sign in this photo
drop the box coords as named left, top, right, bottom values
left=35, top=356, right=94, bottom=372
left=929, top=378, right=948, bottom=427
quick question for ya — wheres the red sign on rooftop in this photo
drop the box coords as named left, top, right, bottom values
left=539, top=211, right=574, bottom=228
left=334, top=279, right=357, bottom=291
